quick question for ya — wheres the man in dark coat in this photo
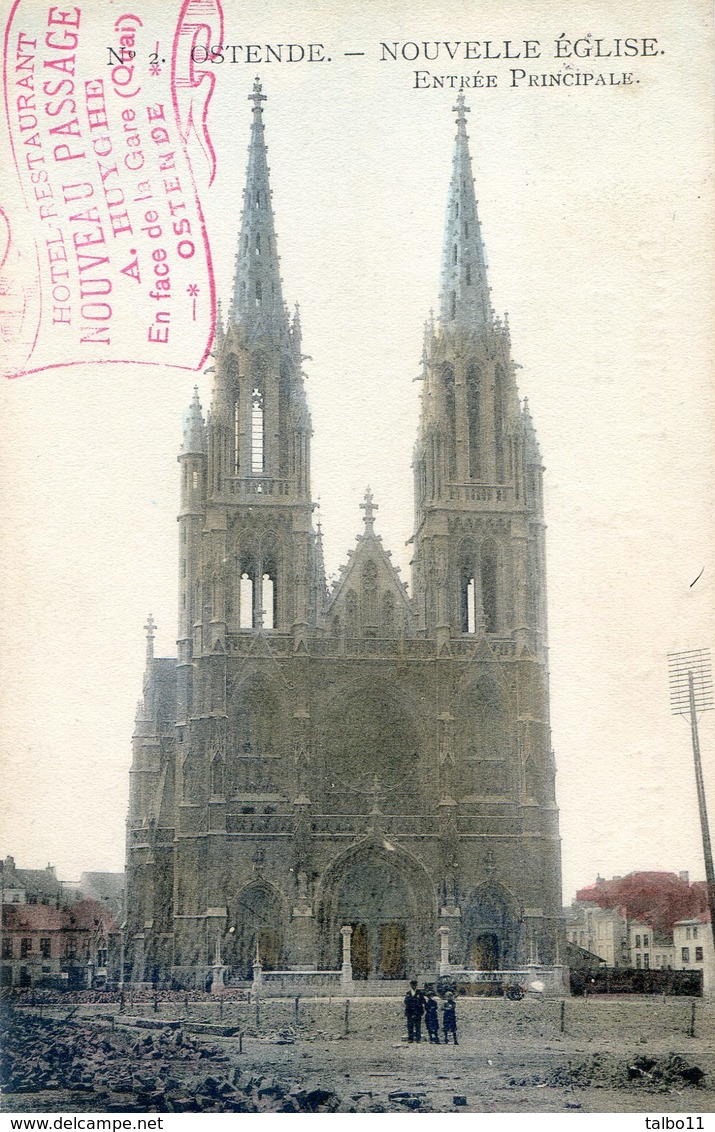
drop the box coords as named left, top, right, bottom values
left=424, top=991, right=440, bottom=1043
left=404, top=979, right=425, bottom=1042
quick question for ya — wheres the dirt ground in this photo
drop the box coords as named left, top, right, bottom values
left=1, top=995, right=713, bottom=1114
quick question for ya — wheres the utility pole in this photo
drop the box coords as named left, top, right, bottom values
left=668, top=649, right=714, bottom=954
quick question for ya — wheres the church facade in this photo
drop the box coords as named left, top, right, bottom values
left=124, top=82, right=563, bottom=987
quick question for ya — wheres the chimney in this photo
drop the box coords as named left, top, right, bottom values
left=678, top=870, right=689, bottom=884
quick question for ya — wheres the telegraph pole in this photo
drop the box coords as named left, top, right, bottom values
left=668, top=649, right=715, bottom=952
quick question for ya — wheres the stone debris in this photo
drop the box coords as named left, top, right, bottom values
left=509, top=1052, right=706, bottom=1093
left=0, top=1008, right=354, bottom=1113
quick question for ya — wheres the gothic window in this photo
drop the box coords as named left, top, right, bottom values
left=251, top=387, right=265, bottom=473
left=255, top=233, right=261, bottom=255
left=211, top=574, right=221, bottom=621
left=441, top=363, right=457, bottom=481
left=494, top=363, right=505, bottom=481
left=467, top=363, right=480, bottom=479
left=363, top=560, right=378, bottom=626
left=524, top=756, right=539, bottom=801
left=262, top=575, right=275, bottom=629
left=458, top=676, right=512, bottom=797
left=465, top=577, right=477, bottom=634
left=526, top=543, right=538, bottom=628
left=450, top=290, right=456, bottom=319
left=480, top=540, right=499, bottom=633
left=464, top=220, right=469, bottom=237
left=255, top=280, right=262, bottom=306
left=453, top=244, right=458, bottom=264
left=459, top=542, right=478, bottom=634
left=192, top=469, right=199, bottom=491
left=332, top=615, right=341, bottom=637
left=278, top=360, right=291, bottom=478
left=466, top=263, right=472, bottom=285
left=211, top=757, right=224, bottom=797
left=346, top=590, right=358, bottom=636
left=225, top=354, right=240, bottom=475
left=240, top=572, right=254, bottom=629
left=261, top=536, right=279, bottom=630
left=382, top=591, right=395, bottom=636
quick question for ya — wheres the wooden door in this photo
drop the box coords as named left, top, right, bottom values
left=379, top=923, right=406, bottom=979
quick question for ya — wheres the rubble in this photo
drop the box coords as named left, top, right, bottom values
left=509, top=1052, right=706, bottom=1093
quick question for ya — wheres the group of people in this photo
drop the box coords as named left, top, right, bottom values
left=403, top=980, right=458, bottom=1044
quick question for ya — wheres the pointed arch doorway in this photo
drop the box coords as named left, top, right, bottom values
left=319, top=842, right=436, bottom=978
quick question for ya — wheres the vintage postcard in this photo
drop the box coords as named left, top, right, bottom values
left=0, top=0, right=713, bottom=1121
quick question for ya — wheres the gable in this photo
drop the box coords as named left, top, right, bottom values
left=326, top=532, right=412, bottom=638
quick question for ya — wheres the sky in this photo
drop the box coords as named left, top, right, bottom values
left=1, top=0, right=713, bottom=904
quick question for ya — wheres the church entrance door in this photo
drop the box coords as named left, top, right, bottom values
left=350, top=923, right=371, bottom=980
left=471, top=931, right=500, bottom=970
left=379, top=923, right=406, bottom=979
left=336, top=858, right=411, bottom=979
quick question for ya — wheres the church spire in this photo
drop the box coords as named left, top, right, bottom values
left=230, top=78, right=286, bottom=335
left=439, top=94, right=491, bottom=330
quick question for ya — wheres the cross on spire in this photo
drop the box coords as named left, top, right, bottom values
left=249, top=76, right=266, bottom=112
left=360, top=486, right=378, bottom=534
left=453, top=93, right=471, bottom=133
left=144, top=614, right=156, bottom=663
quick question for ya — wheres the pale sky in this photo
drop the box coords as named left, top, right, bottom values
left=1, top=0, right=713, bottom=903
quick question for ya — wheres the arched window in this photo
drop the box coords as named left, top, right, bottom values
left=262, top=574, right=275, bottom=629
left=225, top=355, right=240, bottom=475
left=441, top=363, right=457, bottom=482
left=467, top=363, right=480, bottom=480
left=211, top=757, right=224, bottom=797
left=382, top=591, right=395, bottom=636
left=465, top=577, right=477, bottom=633
left=251, top=386, right=264, bottom=473
left=494, top=364, right=505, bottom=481
left=460, top=543, right=479, bottom=634
left=346, top=590, right=358, bottom=636
left=480, top=541, right=499, bottom=633
left=240, top=572, right=254, bottom=629
left=363, top=560, right=378, bottom=625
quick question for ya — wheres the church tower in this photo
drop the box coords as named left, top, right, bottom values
left=124, top=88, right=563, bottom=989
left=412, top=95, right=547, bottom=653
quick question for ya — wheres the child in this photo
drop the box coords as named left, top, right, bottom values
left=425, top=991, right=440, bottom=1043
left=442, top=990, right=458, bottom=1044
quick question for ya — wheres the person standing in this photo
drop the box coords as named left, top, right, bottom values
left=442, top=990, right=458, bottom=1044
left=424, top=991, right=440, bottom=1043
left=404, top=979, right=425, bottom=1043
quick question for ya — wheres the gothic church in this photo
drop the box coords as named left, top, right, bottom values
left=125, top=81, right=563, bottom=987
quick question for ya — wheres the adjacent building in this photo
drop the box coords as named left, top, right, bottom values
left=124, top=84, right=563, bottom=988
left=674, top=913, right=713, bottom=994
left=1, top=897, right=119, bottom=989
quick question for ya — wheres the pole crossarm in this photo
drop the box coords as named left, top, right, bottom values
left=668, top=648, right=713, bottom=716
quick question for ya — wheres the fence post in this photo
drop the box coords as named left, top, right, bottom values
left=689, top=1000, right=696, bottom=1038
left=294, top=995, right=300, bottom=1026
left=344, top=999, right=350, bottom=1036
left=560, top=1000, right=565, bottom=1033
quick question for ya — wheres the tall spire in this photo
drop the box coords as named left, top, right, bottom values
left=230, top=78, right=286, bottom=335
left=439, top=94, right=492, bottom=330
left=180, top=386, right=207, bottom=455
